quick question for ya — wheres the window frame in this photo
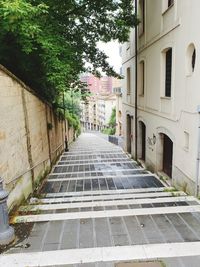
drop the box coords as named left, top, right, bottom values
left=139, top=60, right=145, bottom=96
left=139, top=0, right=145, bottom=37
left=162, top=0, right=174, bottom=15
left=127, top=67, right=131, bottom=95
left=168, top=0, right=174, bottom=8
left=164, top=48, right=172, bottom=98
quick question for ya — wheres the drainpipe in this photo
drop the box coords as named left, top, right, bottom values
left=195, top=105, right=200, bottom=197
left=134, top=0, right=138, bottom=161
left=63, top=92, right=69, bottom=152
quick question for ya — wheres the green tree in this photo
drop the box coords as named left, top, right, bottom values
left=0, top=0, right=137, bottom=103
left=102, top=107, right=116, bottom=135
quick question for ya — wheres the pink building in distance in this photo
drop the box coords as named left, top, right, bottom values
left=80, top=74, right=118, bottom=95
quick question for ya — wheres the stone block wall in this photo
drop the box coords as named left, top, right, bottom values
left=0, top=65, right=73, bottom=211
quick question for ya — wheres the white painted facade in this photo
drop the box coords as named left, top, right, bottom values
left=113, top=87, right=123, bottom=136
left=122, top=0, right=200, bottom=195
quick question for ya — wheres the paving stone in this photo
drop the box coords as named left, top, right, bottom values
left=79, top=218, right=94, bottom=248
left=166, top=214, right=200, bottom=241
left=151, top=214, right=183, bottom=242
left=95, top=218, right=112, bottom=247
left=60, top=220, right=79, bottom=249
left=136, top=215, right=165, bottom=243
left=109, top=217, right=129, bottom=246
left=123, top=216, right=147, bottom=245
left=178, top=213, right=200, bottom=238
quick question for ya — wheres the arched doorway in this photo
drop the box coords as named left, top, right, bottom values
left=138, top=121, right=146, bottom=161
left=126, top=114, right=132, bottom=154
left=163, top=134, right=173, bottom=177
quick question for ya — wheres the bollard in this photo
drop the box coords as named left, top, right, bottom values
left=0, top=178, right=15, bottom=246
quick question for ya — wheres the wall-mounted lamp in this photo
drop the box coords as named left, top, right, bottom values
left=147, top=134, right=156, bottom=146
left=152, top=134, right=156, bottom=145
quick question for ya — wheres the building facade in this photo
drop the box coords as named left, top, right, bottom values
left=81, top=94, right=116, bottom=131
left=122, top=0, right=200, bottom=195
left=80, top=74, right=116, bottom=95
left=113, top=87, right=123, bottom=136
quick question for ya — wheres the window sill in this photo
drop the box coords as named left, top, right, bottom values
left=162, top=3, right=174, bottom=16
left=186, top=73, right=194, bottom=78
left=160, top=96, right=171, bottom=100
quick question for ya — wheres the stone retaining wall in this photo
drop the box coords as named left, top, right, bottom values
left=0, top=65, right=73, bottom=210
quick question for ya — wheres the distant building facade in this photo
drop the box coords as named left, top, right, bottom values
left=80, top=74, right=120, bottom=95
left=122, top=0, right=200, bottom=195
left=81, top=94, right=116, bottom=131
left=80, top=74, right=120, bottom=132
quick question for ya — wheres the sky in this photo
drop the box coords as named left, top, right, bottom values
left=97, top=41, right=122, bottom=73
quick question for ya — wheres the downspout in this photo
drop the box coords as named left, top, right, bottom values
left=134, top=0, right=138, bottom=161
left=195, top=105, right=200, bottom=197
left=63, top=92, right=69, bottom=152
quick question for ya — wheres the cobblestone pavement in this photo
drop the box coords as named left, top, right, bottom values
left=2, top=133, right=200, bottom=266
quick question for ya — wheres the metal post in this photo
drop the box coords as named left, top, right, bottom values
left=134, top=0, right=138, bottom=161
left=0, top=178, right=15, bottom=245
left=63, top=92, right=69, bottom=152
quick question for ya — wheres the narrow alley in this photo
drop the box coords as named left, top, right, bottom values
left=2, top=133, right=200, bottom=266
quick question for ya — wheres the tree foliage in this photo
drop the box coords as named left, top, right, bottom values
left=102, top=107, right=116, bottom=135
left=0, top=0, right=137, bottom=103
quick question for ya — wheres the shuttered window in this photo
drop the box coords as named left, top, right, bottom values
left=168, top=0, right=174, bottom=7
left=165, top=48, right=172, bottom=97
left=139, top=0, right=145, bottom=35
left=127, top=67, right=131, bottom=95
left=139, top=61, right=145, bottom=95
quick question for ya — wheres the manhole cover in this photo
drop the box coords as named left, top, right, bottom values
left=115, top=262, right=163, bottom=267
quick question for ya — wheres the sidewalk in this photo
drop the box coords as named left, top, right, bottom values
left=1, top=133, right=200, bottom=266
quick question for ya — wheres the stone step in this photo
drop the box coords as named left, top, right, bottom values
left=36, top=191, right=185, bottom=204
left=42, top=187, right=171, bottom=198
left=47, top=172, right=150, bottom=182
left=56, top=160, right=133, bottom=166
left=50, top=168, right=144, bottom=176
left=2, top=242, right=200, bottom=266
left=19, top=195, right=198, bottom=212
left=11, top=203, right=200, bottom=224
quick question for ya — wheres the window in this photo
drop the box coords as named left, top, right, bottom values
left=139, top=0, right=145, bottom=36
left=168, top=0, right=174, bottom=7
left=127, top=67, right=131, bottom=95
left=186, top=43, right=196, bottom=75
left=165, top=48, right=172, bottom=97
left=139, top=61, right=145, bottom=96
left=192, top=49, right=196, bottom=72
